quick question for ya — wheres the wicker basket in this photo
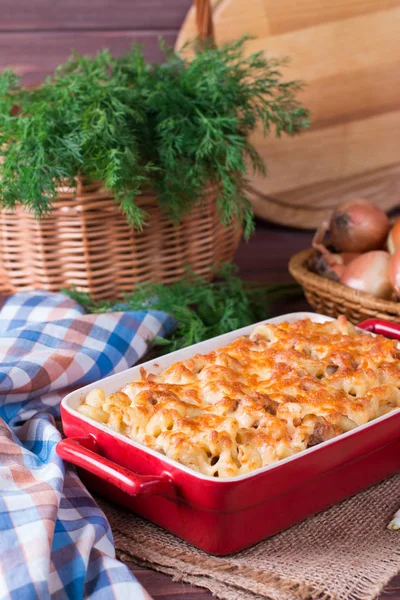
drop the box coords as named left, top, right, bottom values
left=289, top=248, right=400, bottom=324
left=0, top=180, right=242, bottom=300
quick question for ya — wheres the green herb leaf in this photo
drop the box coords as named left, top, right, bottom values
left=0, top=38, right=310, bottom=236
left=64, top=263, right=302, bottom=354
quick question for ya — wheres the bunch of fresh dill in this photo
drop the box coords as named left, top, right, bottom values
left=119, top=39, right=310, bottom=236
left=65, top=264, right=301, bottom=353
left=0, top=51, right=151, bottom=225
left=0, top=38, right=309, bottom=237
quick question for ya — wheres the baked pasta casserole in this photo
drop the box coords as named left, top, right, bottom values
left=77, top=317, right=400, bottom=478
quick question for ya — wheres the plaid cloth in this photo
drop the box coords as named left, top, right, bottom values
left=0, top=291, right=175, bottom=600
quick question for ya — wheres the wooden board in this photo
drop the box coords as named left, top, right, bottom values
left=176, top=0, right=400, bottom=228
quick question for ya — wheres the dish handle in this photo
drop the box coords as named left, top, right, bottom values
left=358, top=319, right=400, bottom=339
left=57, top=435, right=178, bottom=499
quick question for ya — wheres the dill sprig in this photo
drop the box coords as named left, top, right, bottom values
left=0, top=51, right=152, bottom=226
left=0, top=38, right=309, bottom=236
left=65, top=264, right=302, bottom=353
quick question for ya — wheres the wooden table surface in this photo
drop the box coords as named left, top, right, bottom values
left=124, top=220, right=400, bottom=599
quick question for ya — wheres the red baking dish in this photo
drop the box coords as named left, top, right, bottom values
left=57, top=312, right=400, bottom=556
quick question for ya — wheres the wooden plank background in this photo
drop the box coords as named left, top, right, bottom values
left=0, top=0, right=192, bottom=84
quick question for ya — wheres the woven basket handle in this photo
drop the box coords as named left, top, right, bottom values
left=194, top=0, right=215, bottom=48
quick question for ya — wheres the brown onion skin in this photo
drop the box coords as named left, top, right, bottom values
left=311, top=251, right=359, bottom=280
left=340, top=251, right=392, bottom=299
left=387, top=219, right=400, bottom=255
left=389, top=249, right=400, bottom=295
left=330, top=198, right=390, bottom=253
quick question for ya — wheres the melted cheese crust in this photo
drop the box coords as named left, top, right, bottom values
left=77, top=317, right=400, bottom=478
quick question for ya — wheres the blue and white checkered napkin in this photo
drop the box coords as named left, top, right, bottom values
left=0, top=291, right=175, bottom=599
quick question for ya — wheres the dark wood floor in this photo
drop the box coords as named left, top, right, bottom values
left=125, top=220, right=400, bottom=599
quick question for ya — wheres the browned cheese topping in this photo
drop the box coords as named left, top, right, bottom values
left=77, top=317, right=400, bottom=477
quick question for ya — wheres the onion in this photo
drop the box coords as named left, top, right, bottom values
left=388, top=507, right=400, bottom=530
left=387, top=219, right=400, bottom=254
left=330, top=198, right=389, bottom=253
left=311, top=249, right=359, bottom=281
left=311, top=225, right=359, bottom=280
left=340, top=251, right=392, bottom=299
left=389, top=249, right=400, bottom=295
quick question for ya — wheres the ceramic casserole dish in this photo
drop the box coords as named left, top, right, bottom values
left=57, top=312, right=400, bottom=555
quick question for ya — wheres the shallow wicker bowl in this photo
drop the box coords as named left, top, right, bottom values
left=0, top=180, right=242, bottom=301
left=289, top=248, right=400, bottom=324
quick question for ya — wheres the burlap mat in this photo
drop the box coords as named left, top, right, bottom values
left=96, top=475, right=400, bottom=600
